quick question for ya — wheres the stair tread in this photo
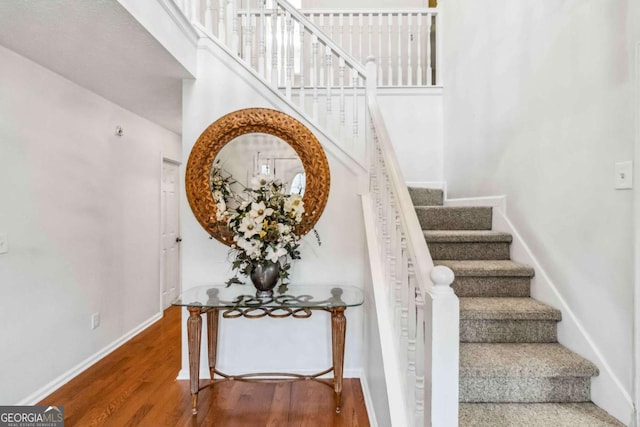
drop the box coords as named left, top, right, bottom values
left=435, top=260, right=535, bottom=277
left=459, top=402, right=624, bottom=426
left=424, top=230, right=513, bottom=243
left=460, top=297, right=561, bottom=320
left=460, top=343, right=598, bottom=378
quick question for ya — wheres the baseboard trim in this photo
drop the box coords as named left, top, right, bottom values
left=360, top=373, right=379, bottom=427
left=17, top=312, right=163, bottom=405
left=406, top=181, right=445, bottom=190
left=444, top=194, right=507, bottom=213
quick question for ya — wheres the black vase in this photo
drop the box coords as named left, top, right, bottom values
left=250, top=262, right=280, bottom=298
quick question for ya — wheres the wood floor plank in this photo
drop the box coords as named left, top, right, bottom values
left=38, top=306, right=370, bottom=426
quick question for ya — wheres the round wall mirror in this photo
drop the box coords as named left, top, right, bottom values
left=185, top=108, right=330, bottom=246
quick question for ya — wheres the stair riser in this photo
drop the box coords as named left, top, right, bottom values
left=408, top=188, right=443, bottom=206
left=460, top=377, right=591, bottom=403
left=416, top=207, right=493, bottom=230
left=460, top=320, right=558, bottom=343
left=452, top=277, right=531, bottom=298
left=429, top=242, right=511, bottom=260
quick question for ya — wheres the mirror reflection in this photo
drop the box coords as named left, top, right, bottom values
left=213, top=133, right=306, bottom=196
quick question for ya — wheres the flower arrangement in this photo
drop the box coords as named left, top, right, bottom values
left=222, top=174, right=309, bottom=287
left=209, top=160, right=235, bottom=222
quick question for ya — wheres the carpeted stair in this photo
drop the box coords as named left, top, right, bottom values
left=409, top=187, right=624, bottom=427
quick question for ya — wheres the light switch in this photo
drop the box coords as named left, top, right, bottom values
left=0, top=233, right=7, bottom=254
left=615, top=161, right=633, bottom=190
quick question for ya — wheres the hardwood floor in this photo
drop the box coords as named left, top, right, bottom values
left=39, top=306, right=370, bottom=426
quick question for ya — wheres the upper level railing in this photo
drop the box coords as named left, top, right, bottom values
left=303, top=9, right=439, bottom=87
left=179, top=0, right=369, bottom=164
left=176, top=1, right=440, bottom=87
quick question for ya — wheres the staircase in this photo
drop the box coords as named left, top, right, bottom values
left=409, top=187, right=624, bottom=427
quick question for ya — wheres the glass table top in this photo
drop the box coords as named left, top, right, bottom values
left=172, top=284, right=364, bottom=309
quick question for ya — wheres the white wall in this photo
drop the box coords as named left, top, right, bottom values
left=442, top=0, right=640, bottom=423
left=179, top=38, right=366, bottom=377
left=0, top=45, right=181, bottom=404
left=377, top=88, right=444, bottom=185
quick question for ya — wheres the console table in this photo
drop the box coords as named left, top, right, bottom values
left=172, top=285, right=364, bottom=415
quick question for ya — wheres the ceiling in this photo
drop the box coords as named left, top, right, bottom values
left=0, top=0, right=192, bottom=134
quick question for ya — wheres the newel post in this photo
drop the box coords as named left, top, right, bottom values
left=366, top=56, right=377, bottom=97
left=429, top=265, right=459, bottom=427
left=365, top=56, right=377, bottom=187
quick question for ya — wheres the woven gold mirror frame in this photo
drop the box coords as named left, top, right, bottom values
left=185, top=108, right=331, bottom=246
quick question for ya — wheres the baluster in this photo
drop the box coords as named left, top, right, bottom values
left=325, top=45, right=333, bottom=125
left=242, top=7, right=250, bottom=63
left=417, top=12, right=423, bottom=85
left=387, top=14, right=393, bottom=86
left=285, top=11, right=293, bottom=98
left=339, top=58, right=346, bottom=137
left=352, top=68, right=358, bottom=146
left=397, top=13, right=402, bottom=86
left=368, top=13, right=373, bottom=57
left=258, top=0, right=265, bottom=76
left=427, top=13, right=433, bottom=85
left=407, top=13, right=412, bottom=86
left=218, top=0, right=226, bottom=42
left=193, top=0, right=201, bottom=24
left=400, top=260, right=412, bottom=374
left=378, top=13, right=383, bottom=85
left=204, top=0, right=213, bottom=32
left=349, top=14, right=354, bottom=58
left=407, top=263, right=418, bottom=418
left=280, top=7, right=285, bottom=86
left=271, top=3, right=278, bottom=86
left=358, top=13, right=364, bottom=62
left=311, top=34, right=319, bottom=121
left=328, top=14, right=334, bottom=48
left=318, top=15, right=325, bottom=87
left=397, top=236, right=408, bottom=337
left=250, top=13, right=257, bottom=68
left=299, top=25, right=305, bottom=108
left=414, top=289, right=426, bottom=427
left=339, top=14, right=344, bottom=49
left=230, top=0, right=239, bottom=54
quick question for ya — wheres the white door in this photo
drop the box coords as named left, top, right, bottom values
left=161, top=160, right=181, bottom=309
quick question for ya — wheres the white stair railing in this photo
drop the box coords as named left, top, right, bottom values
left=364, top=58, right=458, bottom=426
left=172, top=2, right=458, bottom=424
left=302, top=9, right=440, bottom=86
left=177, top=0, right=368, bottom=164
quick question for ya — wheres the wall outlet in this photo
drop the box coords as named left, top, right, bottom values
left=91, top=312, right=100, bottom=330
left=615, top=161, right=633, bottom=189
left=0, top=233, right=7, bottom=254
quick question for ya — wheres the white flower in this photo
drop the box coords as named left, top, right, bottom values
left=215, top=199, right=227, bottom=221
left=284, top=195, right=305, bottom=222
left=250, top=174, right=272, bottom=189
left=249, top=201, right=274, bottom=223
left=277, top=223, right=291, bottom=235
left=238, top=216, right=262, bottom=238
left=212, top=190, right=224, bottom=202
left=265, top=245, right=287, bottom=263
left=236, top=237, right=262, bottom=259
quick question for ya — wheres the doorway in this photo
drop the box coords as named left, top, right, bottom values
left=161, top=159, right=181, bottom=310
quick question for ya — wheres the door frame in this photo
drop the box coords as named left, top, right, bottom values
left=160, top=155, right=182, bottom=313
left=633, top=41, right=640, bottom=427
